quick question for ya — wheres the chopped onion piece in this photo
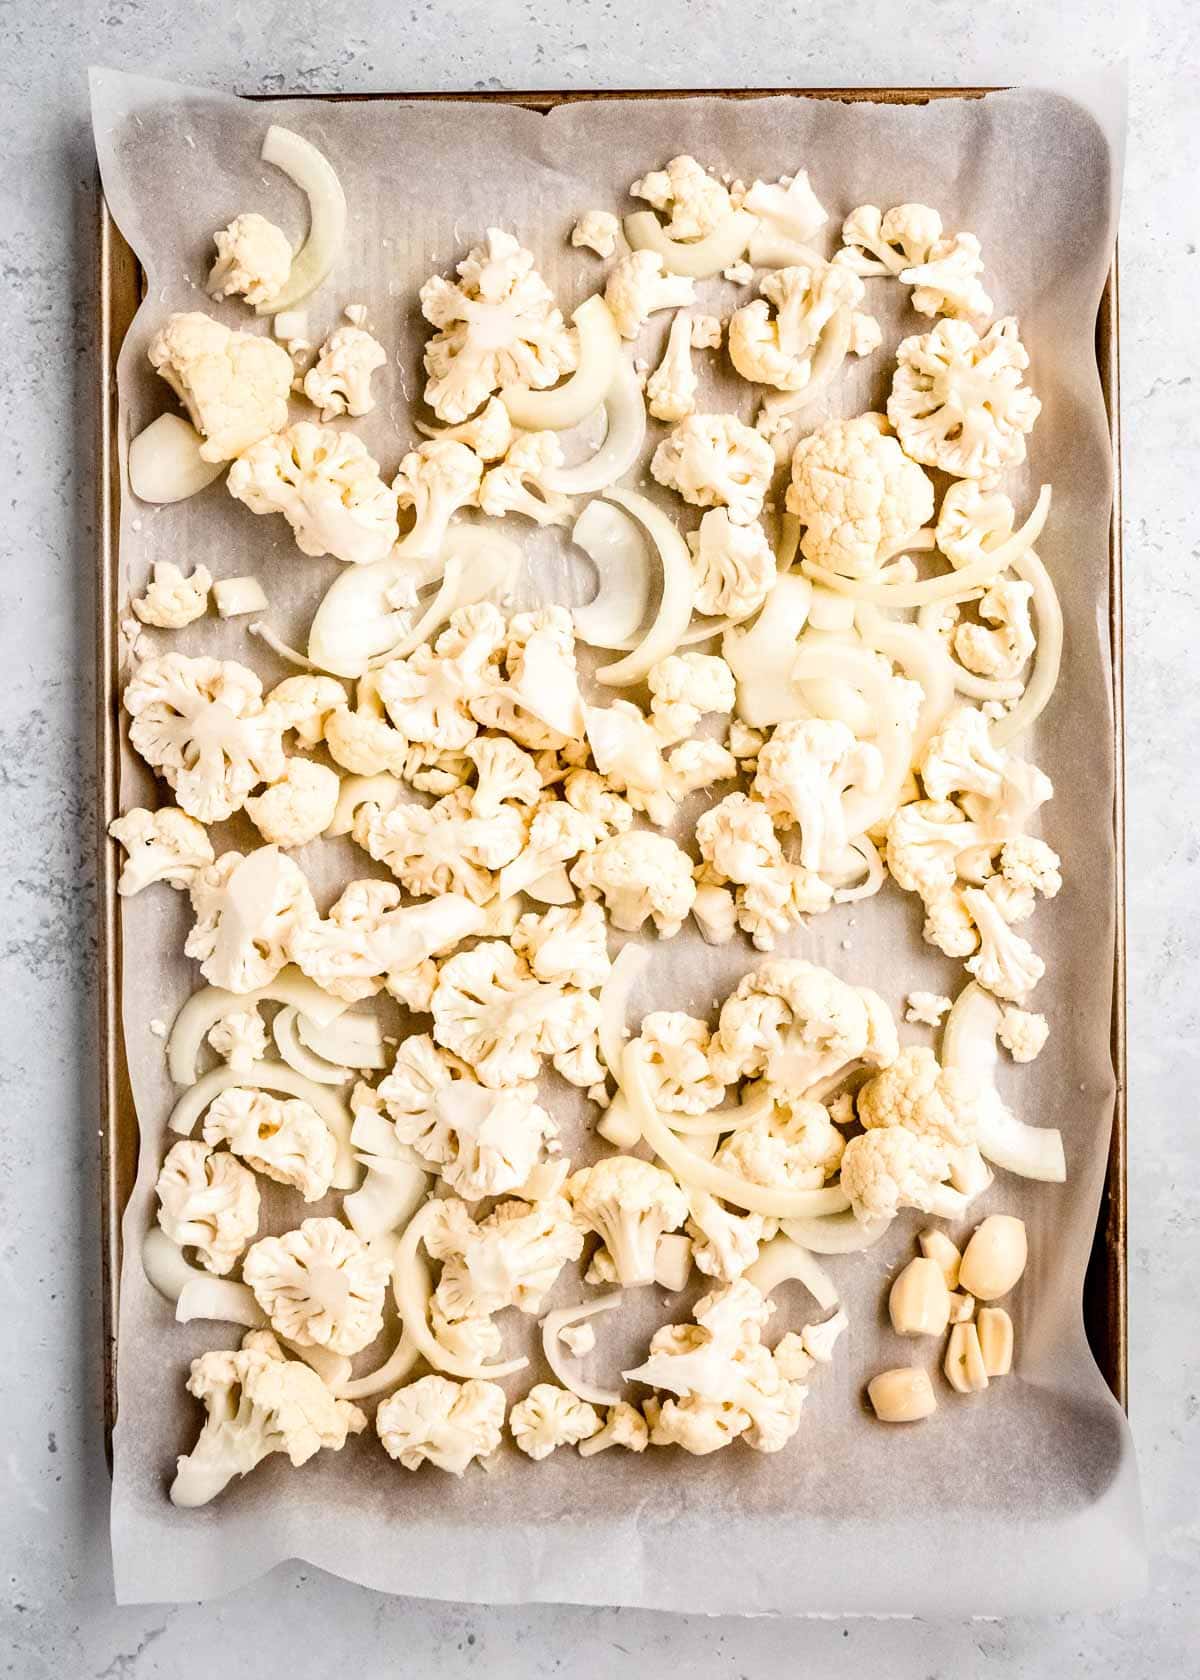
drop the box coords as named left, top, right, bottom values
left=571, top=498, right=652, bottom=648
left=525, top=866, right=575, bottom=906
left=292, top=1344, right=354, bottom=1391
left=660, top=1082, right=774, bottom=1136
left=942, top=983, right=1067, bottom=1182
left=758, top=307, right=852, bottom=422
left=546, top=359, right=648, bottom=498
left=624, top=207, right=756, bottom=278
left=598, top=942, right=651, bottom=1087
left=272, top=1006, right=350, bottom=1085
left=344, top=1155, right=429, bottom=1240
left=128, top=414, right=225, bottom=504
left=393, top=1201, right=528, bottom=1380
left=167, top=969, right=346, bottom=1085
left=653, top=1232, right=694, bottom=1291
left=166, top=1059, right=358, bottom=1191
left=306, top=552, right=423, bottom=678
left=780, top=1213, right=892, bottom=1254
left=176, top=1276, right=268, bottom=1330
left=593, top=490, right=696, bottom=685
left=775, top=512, right=802, bottom=573
left=256, top=125, right=348, bottom=314
left=142, top=1228, right=199, bottom=1302
left=723, top=573, right=814, bottom=727
left=596, top=1092, right=641, bottom=1150
left=503, top=295, right=621, bottom=430
left=336, top=1328, right=420, bottom=1401
left=990, top=548, right=1063, bottom=747
left=326, top=772, right=407, bottom=838
left=830, top=835, right=886, bottom=904
left=296, top=1009, right=387, bottom=1070
left=745, top=1236, right=839, bottom=1310
left=366, top=528, right=522, bottom=666
left=540, top=1294, right=625, bottom=1406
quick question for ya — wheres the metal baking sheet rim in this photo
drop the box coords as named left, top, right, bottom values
left=95, top=86, right=1127, bottom=1464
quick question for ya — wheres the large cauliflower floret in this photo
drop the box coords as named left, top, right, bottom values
left=566, top=1155, right=689, bottom=1287
left=131, top=561, right=212, bottom=629
left=631, top=154, right=733, bottom=241
left=266, top=675, right=349, bottom=748
left=647, top=653, right=736, bottom=746
left=202, top=1088, right=336, bottom=1203
left=728, top=264, right=868, bottom=391
left=183, top=846, right=316, bottom=992
left=171, top=1330, right=366, bottom=1507
left=227, top=422, right=399, bottom=565
left=510, top=1384, right=600, bottom=1460
left=391, top=437, right=485, bottom=559
left=884, top=798, right=980, bottom=900
left=244, top=758, right=341, bottom=850
left=376, top=1375, right=506, bottom=1474
left=207, top=213, right=294, bottom=308
left=646, top=310, right=699, bottom=422
left=954, top=580, right=1036, bottom=680
left=464, top=735, right=543, bottom=818
left=570, top=831, right=697, bottom=938
left=651, top=412, right=775, bottom=526
left=604, top=250, right=696, bottom=339
left=919, top=706, right=1006, bottom=805
left=716, top=1096, right=845, bottom=1188
left=901, top=232, right=993, bottom=325
left=108, top=805, right=214, bottom=896
left=148, top=311, right=294, bottom=463
left=839, top=1126, right=964, bottom=1224
left=478, top=432, right=573, bottom=528
left=638, top=1013, right=725, bottom=1114
left=753, top=718, right=884, bottom=873
left=687, top=509, right=776, bottom=620
left=377, top=604, right=506, bottom=751
left=432, top=941, right=599, bottom=1088
left=154, top=1139, right=260, bottom=1276
left=427, top=1194, right=584, bottom=1319
left=123, top=652, right=287, bottom=823
left=888, top=316, right=1041, bottom=480
left=355, top=787, right=525, bottom=905
left=786, top=414, right=935, bottom=578
left=289, top=881, right=483, bottom=1005
left=471, top=607, right=587, bottom=750
left=833, top=203, right=944, bottom=277
left=303, top=324, right=387, bottom=421
left=685, top=1192, right=767, bottom=1283
left=857, top=1045, right=984, bottom=1151
left=511, top=902, right=611, bottom=992
left=419, top=228, right=577, bottom=423
left=242, top=1217, right=390, bottom=1357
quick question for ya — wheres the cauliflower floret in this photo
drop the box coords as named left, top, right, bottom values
left=687, top=509, right=775, bottom=620
left=905, top=990, right=953, bottom=1027
left=123, top=652, right=286, bottom=822
left=477, top=431, right=573, bottom=527
left=511, top=902, right=611, bottom=992
left=954, top=580, right=1036, bottom=680
left=266, top=675, right=349, bottom=748
left=857, top=1044, right=983, bottom=1152
left=184, top=846, right=316, bottom=992
left=207, top=213, right=293, bottom=307
left=431, top=941, right=599, bottom=1088
left=885, top=798, right=979, bottom=900
left=632, top=155, right=732, bottom=241
left=919, top=706, right=1006, bottom=804
left=131, top=561, right=212, bottom=629
left=202, top=1088, right=336, bottom=1203
left=242, top=1217, right=389, bottom=1356
left=715, top=1097, right=844, bottom=1188
left=961, top=886, right=1045, bottom=1003
left=888, top=316, right=1042, bottom=480
left=901, top=231, right=992, bottom=324
left=570, top=831, right=697, bottom=938
left=651, top=412, right=775, bottom=526
left=664, top=738, right=738, bottom=802
left=562, top=768, right=636, bottom=846
left=922, top=886, right=981, bottom=958
left=471, top=607, right=587, bottom=750
left=695, top=791, right=822, bottom=949
left=108, top=805, right=214, bottom=895
left=428, top=1194, right=584, bottom=1319
left=833, top=203, right=943, bottom=276
left=583, top=701, right=673, bottom=826
left=376, top=1374, right=505, bottom=1474
left=753, top=718, right=884, bottom=872
left=998, top=1006, right=1050, bottom=1064
left=228, top=422, right=399, bottom=565
left=987, top=836, right=1063, bottom=923
left=604, top=250, right=696, bottom=339
left=638, top=1013, right=724, bottom=1114
left=729, top=264, right=867, bottom=391
left=566, top=1155, right=688, bottom=1287
left=510, top=1384, right=600, bottom=1460
left=377, top=604, right=506, bottom=750
left=418, top=396, right=515, bottom=462
left=289, top=880, right=483, bottom=1004
left=420, top=228, right=576, bottom=423
left=170, top=1329, right=366, bottom=1507
left=356, top=787, right=524, bottom=904
left=647, top=652, right=736, bottom=746
left=686, top=1192, right=767, bottom=1282
left=392, top=437, right=485, bottom=558
left=464, top=735, right=542, bottom=818
left=302, top=325, right=387, bottom=421
left=571, top=210, right=620, bottom=259
left=244, top=758, right=341, bottom=849
left=148, top=311, right=294, bottom=463
left=578, top=1401, right=650, bottom=1457
left=936, top=478, right=1019, bottom=567
left=155, top=1139, right=260, bottom=1276
left=646, top=311, right=699, bottom=422
left=498, top=800, right=597, bottom=900
left=786, top=414, right=935, bottom=579
left=207, top=1007, right=268, bottom=1072
left=691, top=314, right=723, bottom=349
left=839, top=1126, right=964, bottom=1224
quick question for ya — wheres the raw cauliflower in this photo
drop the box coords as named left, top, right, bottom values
left=839, top=1126, right=964, bottom=1224
left=631, top=155, right=732, bottom=241
left=566, top=1155, right=689, bottom=1287
left=687, top=509, right=775, bottom=620
left=207, top=213, right=294, bottom=308
left=154, top=1139, right=260, bottom=1275
left=228, top=422, right=399, bottom=565
left=786, top=414, right=934, bottom=578
left=510, top=1384, right=600, bottom=1460
left=355, top=787, right=524, bottom=904
left=570, top=830, right=697, bottom=938
left=376, top=1374, right=505, bottom=1474
left=604, top=250, right=696, bottom=339
left=647, top=652, right=736, bottom=746
left=954, top=580, right=1036, bottom=680
left=652, top=412, right=775, bottom=526
left=431, top=940, right=600, bottom=1088
left=131, top=561, right=211, bottom=629
left=638, top=1012, right=725, bottom=1114
left=184, top=846, right=316, bottom=992
left=888, top=316, right=1041, bottom=480
left=148, top=311, right=294, bottom=463
left=108, top=805, right=214, bottom=896
left=244, top=758, right=341, bottom=849
left=303, top=324, right=387, bottom=421
left=571, top=210, right=620, bottom=259
left=728, top=264, right=867, bottom=391
left=243, top=1217, right=390, bottom=1356
left=646, top=311, right=699, bottom=422
left=753, top=718, right=884, bottom=873
left=427, top=1194, right=584, bottom=1320
left=202, top=1088, right=336, bottom=1203
left=715, top=1097, right=845, bottom=1188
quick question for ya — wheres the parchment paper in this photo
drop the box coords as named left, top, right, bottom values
left=91, top=68, right=1144, bottom=1613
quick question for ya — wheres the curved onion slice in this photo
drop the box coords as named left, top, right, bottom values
left=326, top=772, right=407, bottom=838
left=540, top=1294, right=625, bottom=1406
left=775, top=511, right=802, bottom=573
left=594, top=490, right=696, bottom=685
left=660, top=1082, right=774, bottom=1137
left=544, top=359, right=648, bottom=498
left=599, top=942, right=651, bottom=1087
left=785, top=644, right=913, bottom=836
left=830, top=835, right=886, bottom=904
left=256, top=125, right=347, bottom=315
left=722, top=573, right=814, bottom=727
left=525, top=866, right=575, bottom=906
left=272, top=1006, right=350, bottom=1085
left=142, top=1227, right=200, bottom=1302
left=759, top=307, right=853, bottom=422
left=176, top=1276, right=268, bottom=1330
left=167, top=969, right=346, bottom=1086
left=596, top=1091, right=641, bottom=1150
left=128, top=414, right=225, bottom=504
left=780, top=1212, right=892, bottom=1254
left=624, top=1045, right=850, bottom=1218
left=503, top=295, right=621, bottom=431
left=336, top=1328, right=420, bottom=1401
left=990, top=548, right=1063, bottom=747
left=856, top=608, right=957, bottom=760
left=306, top=552, right=422, bottom=678
left=571, top=498, right=652, bottom=648
left=624, top=207, right=756, bottom=278
left=366, top=528, right=523, bottom=668
left=248, top=622, right=322, bottom=670
left=393, top=1201, right=528, bottom=1380
left=344, top=1155, right=429, bottom=1241
left=166, top=1059, right=358, bottom=1191
left=295, top=1009, right=387, bottom=1069
left=942, top=983, right=1067, bottom=1181
left=745, top=1236, right=839, bottom=1310
left=951, top=667, right=1025, bottom=702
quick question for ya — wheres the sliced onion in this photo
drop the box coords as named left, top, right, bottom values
left=856, top=607, right=957, bottom=760
left=571, top=498, right=653, bottom=648
left=990, top=549, right=1063, bottom=747
left=256, top=125, right=348, bottom=314
left=660, top=1082, right=774, bottom=1137
left=176, top=1276, right=268, bottom=1330
left=723, top=572, right=815, bottom=728
left=653, top=1232, right=694, bottom=1290
left=540, top=1294, right=625, bottom=1406
left=167, top=969, right=346, bottom=1085
left=775, top=512, right=802, bottom=573
left=544, top=359, right=648, bottom=497
left=344, top=1155, right=429, bottom=1240
left=745, top=1236, right=839, bottom=1310
left=290, top=1344, right=354, bottom=1390
left=624, top=208, right=756, bottom=279
left=942, top=983, right=1067, bottom=1182
left=952, top=667, right=1025, bottom=702
left=272, top=1006, right=350, bottom=1085
left=525, top=865, right=575, bottom=906
left=336, top=1328, right=420, bottom=1401
left=248, top=622, right=322, bottom=670
left=296, top=1009, right=387, bottom=1069
left=365, top=528, right=523, bottom=667
left=503, top=295, right=621, bottom=431
left=596, top=1092, right=642, bottom=1150
left=830, top=835, right=886, bottom=904
left=306, top=552, right=421, bottom=679
left=166, top=1059, right=358, bottom=1191
left=326, top=772, right=407, bottom=838
left=758, top=307, right=852, bottom=422
left=594, top=490, right=696, bottom=685
left=393, top=1201, right=527, bottom=1380
left=780, top=1212, right=891, bottom=1254
left=624, top=1044, right=850, bottom=1218
left=599, top=942, right=651, bottom=1085
left=128, top=414, right=225, bottom=504
left=142, top=1228, right=199, bottom=1302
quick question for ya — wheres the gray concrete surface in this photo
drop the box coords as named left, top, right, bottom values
left=1, top=0, right=1195, bottom=1673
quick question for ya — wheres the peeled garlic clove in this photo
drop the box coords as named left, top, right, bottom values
left=959, top=1215, right=1028, bottom=1301
left=868, top=1366, right=937, bottom=1423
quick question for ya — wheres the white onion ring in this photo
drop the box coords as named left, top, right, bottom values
left=335, top=1328, right=420, bottom=1401
left=503, top=295, right=621, bottom=431
left=780, top=1212, right=892, bottom=1254
left=306, top=552, right=421, bottom=678
left=167, top=970, right=346, bottom=1085
left=598, top=943, right=651, bottom=1087
left=540, top=1295, right=625, bottom=1407
left=248, top=622, right=323, bottom=670
left=624, top=208, right=756, bottom=278
left=942, top=983, right=1066, bottom=1181
left=343, top=1156, right=429, bottom=1241
left=594, top=489, right=696, bottom=685
left=272, top=1006, right=350, bottom=1085
left=759, top=307, right=852, bottom=422
left=545, top=359, right=648, bottom=498
left=166, top=1059, right=357, bottom=1191
left=128, top=414, right=225, bottom=504
left=392, top=1202, right=527, bottom=1380
left=659, top=1082, right=774, bottom=1137
left=256, top=125, right=347, bottom=314
left=571, top=498, right=652, bottom=648
left=745, top=1236, right=839, bottom=1310
left=365, top=528, right=522, bottom=667
left=830, top=835, right=886, bottom=904
left=296, top=1009, right=387, bottom=1070
left=990, top=549, right=1063, bottom=747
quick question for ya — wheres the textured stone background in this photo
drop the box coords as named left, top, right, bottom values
left=1, top=1, right=1194, bottom=1672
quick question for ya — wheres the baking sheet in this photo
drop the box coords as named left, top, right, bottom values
left=91, top=68, right=1144, bottom=1612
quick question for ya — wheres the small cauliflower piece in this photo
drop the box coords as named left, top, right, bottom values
left=148, top=311, right=294, bottom=463
left=477, top=431, right=573, bottom=527
left=132, top=561, right=211, bottom=629
left=108, top=805, right=214, bottom=896
left=753, top=718, right=884, bottom=873
left=686, top=1191, right=766, bottom=1282
left=212, top=575, right=270, bottom=618
left=431, top=941, right=600, bottom=1088
left=857, top=1045, right=984, bottom=1154
left=833, top=203, right=943, bottom=277
left=691, top=314, right=723, bottom=350
left=578, top=1400, right=650, bottom=1457
left=566, top=1155, right=689, bottom=1287
left=155, top=1139, right=260, bottom=1276
left=471, top=607, right=587, bottom=751
left=901, top=231, right=992, bottom=324
left=632, top=155, right=732, bottom=241
left=885, top=798, right=980, bottom=901
left=905, top=990, right=953, bottom=1027
left=244, top=758, right=341, bottom=849
left=839, top=1127, right=963, bottom=1224
left=919, top=705, right=1007, bottom=804
left=639, top=1012, right=724, bottom=1114
left=242, top=1217, right=390, bottom=1356
left=570, top=830, right=697, bottom=938
left=954, top=580, right=1036, bottom=680
left=583, top=700, right=673, bottom=826
left=647, top=311, right=699, bottom=422
left=184, top=846, right=316, bottom=992
left=303, top=324, right=387, bottom=421
left=923, top=887, right=981, bottom=959
left=998, top=1006, right=1050, bottom=1063
left=228, top=422, right=399, bottom=565
left=420, top=396, right=515, bottom=462
left=170, top=1329, right=366, bottom=1507
left=695, top=791, right=814, bottom=951
left=687, top=509, right=775, bottom=621
left=207, top=1007, right=268, bottom=1072
left=202, top=1088, right=336, bottom=1202
left=888, top=316, right=1041, bottom=481
left=716, top=1097, right=844, bottom=1189
left=571, top=210, right=620, bottom=259
left=510, top=1384, right=600, bottom=1460
left=786, top=414, right=935, bottom=579
left=652, top=412, right=775, bottom=525
left=428, top=1194, right=584, bottom=1320
left=392, top=437, right=485, bottom=558
left=207, top=213, right=294, bottom=308
left=511, top=902, right=611, bottom=992
left=267, top=675, right=349, bottom=749
left=961, top=886, right=1045, bottom=1003
left=728, top=264, right=867, bottom=391
left=356, top=787, right=524, bottom=904
left=288, top=880, right=481, bottom=1005
left=604, top=250, right=697, bottom=339
left=464, top=735, right=543, bottom=818
left=376, top=1374, right=506, bottom=1474
left=377, top=603, right=506, bottom=751
left=647, top=652, right=736, bottom=746
left=562, top=767, right=636, bottom=846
